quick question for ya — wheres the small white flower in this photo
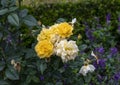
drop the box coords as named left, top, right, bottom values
left=55, top=39, right=79, bottom=62
left=91, top=51, right=96, bottom=57
left=91, top=51, right=98, bottom=61
left=72, top=18, right=77, bottom=24
left=79, top=64, right=95, bottom=76
left=11, top=59, right=15, bottom=65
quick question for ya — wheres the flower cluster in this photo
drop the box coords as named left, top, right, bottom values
left=35, top=19, right=79, bottom=62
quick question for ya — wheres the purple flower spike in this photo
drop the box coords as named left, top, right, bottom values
left=106, top=13, right=111, bottom=25
left=98, top=59, right=106, bottom=68
left=118, top=15, right=120, bottom=22
left=110, top=47, right=118, bottom=56
left=40, top=75, right=44, bottom=81
left=93, top=59, right=106, bottom=69
left=114, top=72, right=120, bottom=81
left=6, top=35, right=12, bottom=43
left=64, top=64, right=69, bottom=69
left=95, top=47, right=104, bottom=54
left=84, top=22, right=95, bottom=41
left=118, top=25, right=120, bottom=31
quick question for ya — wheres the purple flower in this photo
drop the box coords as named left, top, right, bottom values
left=40, top=75, right=44, bottom=81
left=63, top=64, right=69, bottom=69
left=110, top=47, right=118, bottom=55
left=6, top=35, right=12, bottom=43
left=114, top=72, right=120, bottom=81
left=95, top=47, right=104, bottom=54
left=118, top=25, right=120, bottom=31
left=84, top=22, right=95, bottom=41
left=97, top=24, right=102, bottom=29
left=93, top=59, right=106, bottom=69
left=118, top=15, right=120, bottom=22
left=106, top=13, right=111, bottom=25
left=85, top=28, right=95, bottom=41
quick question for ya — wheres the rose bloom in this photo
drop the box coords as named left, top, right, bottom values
left=35, top=40, right=54, bottom=58
left=56, top=22, right=73, bottom=38
left=37, top=28, right=58, bottom=43
left=55, top=39, right=79, bottom=62
left=79, top=64, right=95, bottom=76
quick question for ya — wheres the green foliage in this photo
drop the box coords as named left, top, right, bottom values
left=32, top=0, right=119, bottom=26
left=5, top=66, right=19, bottom=80
left=8, top=13, right=20, bottom=26
left=0, top=0, right=39, bottom=84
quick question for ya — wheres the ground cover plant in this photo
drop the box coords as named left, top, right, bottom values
left=0, top=0, right=120, bottom=85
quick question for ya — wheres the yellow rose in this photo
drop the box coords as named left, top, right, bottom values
left=37, top=26, right=60, bottom=43
left=35, top=40, right=53, bottom=58
left=37, top=28, right=53, bottom=41
left=56, top=22, right=73, bottom=38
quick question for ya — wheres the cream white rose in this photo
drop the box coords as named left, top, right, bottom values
left=55, top=39, right=79, bottom=62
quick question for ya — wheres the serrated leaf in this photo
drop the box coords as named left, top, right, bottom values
left=23, top=15, right=37, bottom=27
left=0, top=80, right=9, bottom=85
left=0, top=9, right=8, bottom=15
left=8, top=13, right=19, bottom=26
left=0, top=61, right=5, bottom=71
left=5, top=67, right=19, bottom=80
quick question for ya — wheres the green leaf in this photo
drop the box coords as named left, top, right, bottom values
left=56, top=82, right=63, bottom=85
left=0, top=80, right=9, bottom=85
left=40, top=63, right=47, bottom=74
left=26, top=75, right=32, bottom=84
left=56, top=18, right=66, bottom=23
left=84, top=73, right=92, bottom=83
left=37, top=62, right=47, bottom=74
left=23, top=15, right=37, bottom=27
left=58, top=68, right=65, bottom=73
left=32, top=76, right=40, bottom=83
left=9, top=0, right=16, bottom=7
left=0, top=61, right=5, bottom=71
left=79, top=44, right=87, bottom=50
left=5, top=67, right=19, bottom=80
left=8, top=7, right=18, bottom=12
left=0, top=9, right=8, bottom=15
left=25, top=49, right=35, bottom=59
left=1, top=0, right=7, bottom=7
left=19, top=9, right=28, bottom=18
left=8, top=13, right=19, bottom=26
left=46, top=83, right=54, bottom=85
